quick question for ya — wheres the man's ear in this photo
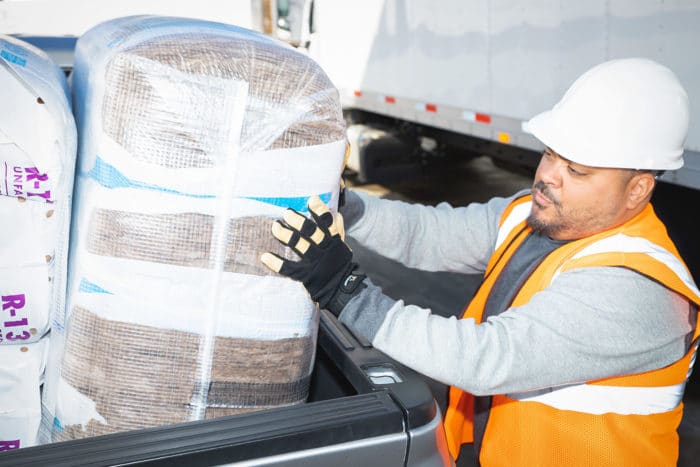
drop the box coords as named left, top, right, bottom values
left=627, top=172, right=656, bottom=209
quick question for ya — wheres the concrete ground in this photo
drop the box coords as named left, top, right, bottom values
left=347, top=155, right=700, bottom=466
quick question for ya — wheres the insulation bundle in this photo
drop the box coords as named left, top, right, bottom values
left=41, top=16, right=346, bottom=442
left=0, top=35, right=76, bottom=449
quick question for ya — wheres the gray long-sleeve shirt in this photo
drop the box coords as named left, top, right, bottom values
left=338, top=190, right=697, bottom=396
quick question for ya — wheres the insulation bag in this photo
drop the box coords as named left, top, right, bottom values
left=0, top=35, right=76, bottom=449
left=42, top=15, right=346, bottom=442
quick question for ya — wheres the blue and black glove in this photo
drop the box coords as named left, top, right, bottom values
left=261, top=196, right=366, bottom=316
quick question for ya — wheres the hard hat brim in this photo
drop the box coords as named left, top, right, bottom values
left=527, top=109, right=685, bottom=171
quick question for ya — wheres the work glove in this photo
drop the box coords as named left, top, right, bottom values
left=261, top=195, right=366, bottom=316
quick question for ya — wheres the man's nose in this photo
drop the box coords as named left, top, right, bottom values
left=538, top=154, right=564, bottom=187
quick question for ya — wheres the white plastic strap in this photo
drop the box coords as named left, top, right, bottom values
left=83, top=137, right=346, bottom=205
left=189, top=79, right=249, bottom=420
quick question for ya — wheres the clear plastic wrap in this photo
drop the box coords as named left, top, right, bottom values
left=0, top=35, right=77, bottom=449
left=41, top=16, right=346, bottom=442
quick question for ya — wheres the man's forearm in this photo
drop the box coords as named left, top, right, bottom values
left=348, top=267, right=693, bottom=397
left=337, top=279, right=397, bottom=341
left=345, top=190, right=514, bottom=274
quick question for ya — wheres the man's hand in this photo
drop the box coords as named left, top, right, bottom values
left=261, top=195, right=365, bottom=315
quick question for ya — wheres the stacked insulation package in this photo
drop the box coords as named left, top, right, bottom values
left=0, top=36, right=76, bottom=449
left=41, top=16, right=346, bottom=442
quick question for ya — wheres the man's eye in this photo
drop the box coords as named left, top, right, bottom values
left=568, top=166, right=584, bottom=176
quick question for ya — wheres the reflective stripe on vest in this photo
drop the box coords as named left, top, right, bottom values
left=555, top=233, right=700, bottom=299
left=509, top=381, right=686, bottom=415
left=493, top=200, right=531, bottom=251
left=443, top=194, right=700, bottom=466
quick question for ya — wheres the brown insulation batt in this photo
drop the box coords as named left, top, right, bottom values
left=56, top=306, right=313, bottom=441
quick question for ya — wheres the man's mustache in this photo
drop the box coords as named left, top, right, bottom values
left=533, top=180, right=560, bottom=206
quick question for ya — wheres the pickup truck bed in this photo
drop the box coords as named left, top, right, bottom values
left=0, top=310, right=450, bottom=466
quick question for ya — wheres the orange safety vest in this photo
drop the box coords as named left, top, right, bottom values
left=444, top=194, right=700, bottom=466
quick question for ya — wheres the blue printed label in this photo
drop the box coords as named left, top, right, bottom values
left=0, top=50, right=27, bottom=67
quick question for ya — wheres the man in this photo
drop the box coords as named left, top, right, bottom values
left=262, top=58, right=700, bottom=466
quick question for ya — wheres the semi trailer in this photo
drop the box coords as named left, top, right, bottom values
left=273, top=0, right=700, bottom=189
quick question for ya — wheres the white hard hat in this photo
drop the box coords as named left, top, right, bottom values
left=527, top=58, right=690, bottom=170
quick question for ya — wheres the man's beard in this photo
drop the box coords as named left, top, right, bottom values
left=526, top=213, right=564, bottom=236
left=527, top=180, right=567, bottom=237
